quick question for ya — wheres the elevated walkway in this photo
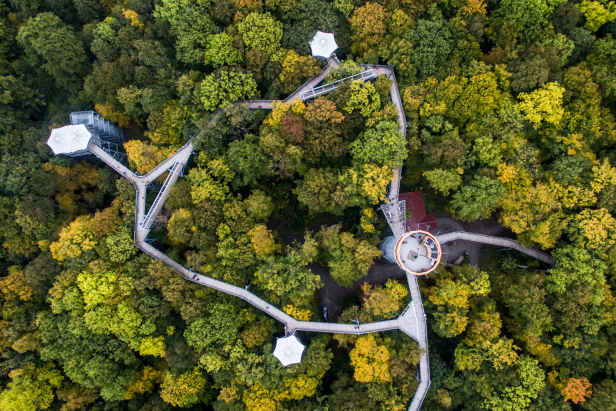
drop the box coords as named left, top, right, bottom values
left=300, top=69, right=375, bottom=100
left=141, top=161, right=185, bottom=229
left=404, top=274, right=430, bottom=411
left=436, top=232, right=554, bottom=265
left=50, top=55, right=434, bottom=411
left=382, top=200, right=406, bottom=238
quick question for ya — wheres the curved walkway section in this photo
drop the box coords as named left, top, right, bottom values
left=70, top=57, right=432, bottom=411
left=436, top=232, right=554, bottom=265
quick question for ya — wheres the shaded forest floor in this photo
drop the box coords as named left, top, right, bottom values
left=269, top=211, right=523, bottom=322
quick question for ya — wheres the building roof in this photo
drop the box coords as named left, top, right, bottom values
left=47, top=124, right=93, bottom=155
left=273, top=335, right=305, bottom=367
left=309, top=31, right=338, bottom=58
left=400, top=191, right=437, bottom=232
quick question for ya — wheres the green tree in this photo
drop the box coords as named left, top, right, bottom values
left=576, top=0, right=616, bottom=31
left=294, top=168, right=347, bottom=215
left=184, top=302, right=243, bottom=352
left=199, top=71, right=257, bottom=111
left=349, top=121, right=408, bottom=169
left=237, top=12, right=284, bottom=60
left=494, top=0, right=567, bottom=32
left=17, top=12, right=87, bottom=91
left=424, top=168, right=463, bottom=196
left=188, top=159, right=235, bottom=202
left=0, top=363, right=63, bottom=411
left=483, top=356, right=545, bottom=410
left=279, top=50, right=322, bottom=93
left=463, top=301, right=503, bottom=347
left=227, top=134, right=269, bottom=187
left=77, top=269, right=117, bottom=310
left=517, top=82, right=566, bottom=129
left=565, top=208, right=616, bottom=258
left=344, top=80, right=381, bottom=117
left=588, top=34, right=616, bottom=100
left=160, top=367, right=208, bottom=407
left=455, top=337, right=520, bottom=371
left=317, top=225, right=382, bottom=287
left=451, top=176, right=506, bottom=222
left=106, top=226, right=136, bottom=263
left=49, top=216, right=98, bottom=262
left=502, top=272, right=553, bottom=338
left=548, top=245, right=607, bottom=304
left=154, top=0, right=215, bottom=64
left=254, top=234, right=323, bottom=306
left=584, top=379, right=616, bottom=411
left=244, top=189, right=275, bottom=221
left=404, top=12, right=452, bottom=80
left=38, top=310, right=137, bottom=401
left=349, top=2, right=387, bottom=56
left=204, top=32, right=243, bottom=68
left=427, top=274, right=474, bottom=338
left=362, top=279, right=409, bottom=319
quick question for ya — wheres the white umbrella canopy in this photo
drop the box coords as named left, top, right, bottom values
left=47, top=124, right=93, bottom=155
left=309, top=31, right=338, bottom=59
left=273, top=335, right=305, bottom=367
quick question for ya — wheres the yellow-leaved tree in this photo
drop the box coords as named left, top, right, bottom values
left=517, top=82, right=565, bottom=129
left=124, top=140, right=168, bottom=176
left=349, top=334, right=392, bottom=383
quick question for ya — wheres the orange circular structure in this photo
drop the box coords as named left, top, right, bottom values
left=394, top=230, right=442, bottom=275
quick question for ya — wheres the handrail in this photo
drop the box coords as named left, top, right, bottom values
left=284, top=55, right=339, bottom=102
left=300, top=69, right=375, bottom=100
left=142, top=161, right=182, bottom=229
left=435, top=231, right=554, bottom=265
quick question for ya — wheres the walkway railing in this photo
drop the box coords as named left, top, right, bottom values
left=382, top=199, right=406, bottom=238
left=405, top=274, right=431, bottom=411
left=435, top=232, right=554, bottom=265
left=300, top=69, right=375, bottom=100
left=142, top=161, right=183, bottom=229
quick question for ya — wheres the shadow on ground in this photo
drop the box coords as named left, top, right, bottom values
left=315, top=214, right=516, bottom=322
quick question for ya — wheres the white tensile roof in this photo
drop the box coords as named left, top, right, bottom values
left=309, top=31, right=338, bottom=58
left=47, top=124, right=93, bottom=155
left=273, top=335, right=305, bottom=367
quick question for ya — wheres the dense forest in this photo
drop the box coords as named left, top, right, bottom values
left=1, top=0, right=616, bottom=410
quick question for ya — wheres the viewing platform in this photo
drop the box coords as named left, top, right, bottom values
left=381, top=230, right=442, bottom=276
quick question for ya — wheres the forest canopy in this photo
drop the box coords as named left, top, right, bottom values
left=0, top=0, right=616, bottom=410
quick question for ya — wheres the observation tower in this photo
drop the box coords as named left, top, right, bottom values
left=380, top=191, right=441, bottom=275
left=46, top=111, right=124, bottom=160
left=381, top=231, right=442, bottom=275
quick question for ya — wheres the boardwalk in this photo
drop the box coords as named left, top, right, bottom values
left=52, top=42, right=564, bottom=410
left=436, top=232, right=554, bottom=265
left=74, top=58, right=431, bottom=411
left=239, top=55, right=340, bottom=110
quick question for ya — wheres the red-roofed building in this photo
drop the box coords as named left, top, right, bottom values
left=399, top=191, right=437, bottom=232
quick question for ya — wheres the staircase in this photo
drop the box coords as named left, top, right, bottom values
left=142, top=161, right=184, bottom=229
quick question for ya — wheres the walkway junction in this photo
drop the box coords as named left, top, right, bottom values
left=47, top=32, right=554, bottom=411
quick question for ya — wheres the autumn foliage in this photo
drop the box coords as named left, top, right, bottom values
left=562, top=377, right=592, bottom=404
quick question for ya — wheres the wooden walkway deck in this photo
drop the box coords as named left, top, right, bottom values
left=436, top=232, right=554, bottom=265
left=76, top=58, right=435, bottom=411
left=238, top=55, right=341, bottom=110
